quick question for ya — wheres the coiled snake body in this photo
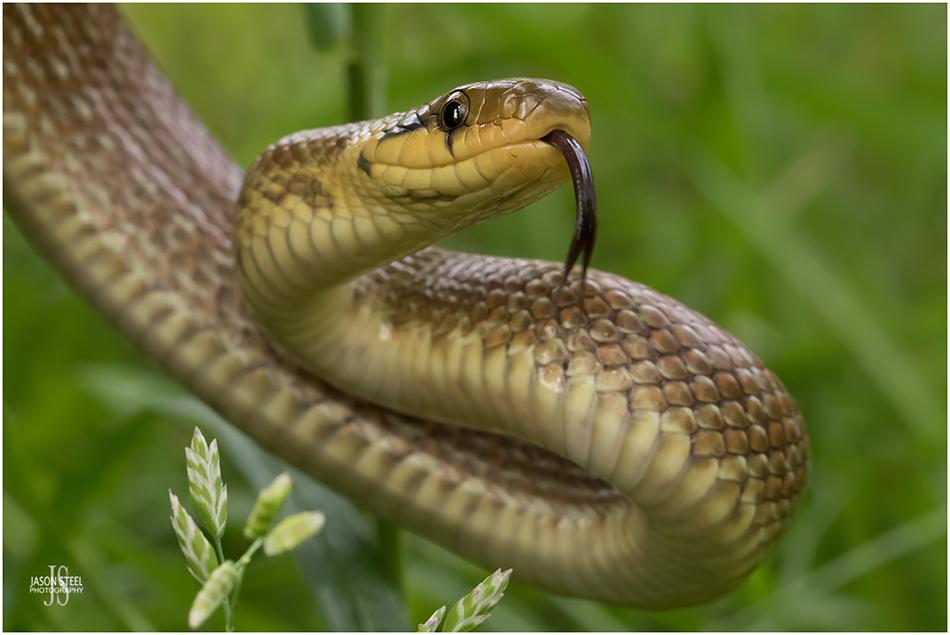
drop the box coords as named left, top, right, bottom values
left=4, top=4, right=809, bottom=608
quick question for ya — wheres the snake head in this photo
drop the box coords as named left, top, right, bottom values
left=356, top=78, right=592, bottom=226
left=354, top=78, right=596, bottom=284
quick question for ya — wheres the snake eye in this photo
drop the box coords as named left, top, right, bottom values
left=439, top=94, right=469, bottom=131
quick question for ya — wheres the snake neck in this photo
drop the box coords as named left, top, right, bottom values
left=236, top=125, right=452, bottom=295
left=233, top=127, right=474, bottom=415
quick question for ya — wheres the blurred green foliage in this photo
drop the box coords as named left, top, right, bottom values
left=4, top=3, right=946, bottom=631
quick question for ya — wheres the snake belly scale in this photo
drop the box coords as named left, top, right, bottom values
left=3, top=4, right=809, bottom=608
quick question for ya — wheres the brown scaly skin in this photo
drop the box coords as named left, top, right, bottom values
left=4, top=4, right=809, bottom=607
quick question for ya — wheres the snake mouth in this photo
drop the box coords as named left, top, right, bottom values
left=542, top=130, right=597, bottom=288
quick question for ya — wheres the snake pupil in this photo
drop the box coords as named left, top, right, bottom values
left=441, top=100, right=466, bottom=130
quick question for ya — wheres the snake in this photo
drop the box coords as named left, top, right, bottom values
left=4, top=4, right=809, bottom=608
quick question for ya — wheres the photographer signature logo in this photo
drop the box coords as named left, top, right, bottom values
left=29, top=565, right=84, bottom=606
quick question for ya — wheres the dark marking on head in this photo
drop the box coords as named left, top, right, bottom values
left=357, top=152, right=371, bottom=176
left=380, top=120, right=425, bottom=140
left=444, top=128, right=457, bottom=157
left=380, top=111, right=428, bottom=141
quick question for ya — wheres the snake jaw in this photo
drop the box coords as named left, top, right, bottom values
left=543, top=130, right=598, bottom=291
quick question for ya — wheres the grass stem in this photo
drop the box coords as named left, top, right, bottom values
left=347, top=4, right=386, bottom=121
left=340, top=2, right=405, bottom=599
left=213, top=535, right=235, bottom=631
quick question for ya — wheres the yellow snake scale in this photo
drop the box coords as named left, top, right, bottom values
left=4, top=4, right=809, bottom=608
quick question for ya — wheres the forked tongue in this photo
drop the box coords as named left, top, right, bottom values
left=542, top=130, right=597, bottom=291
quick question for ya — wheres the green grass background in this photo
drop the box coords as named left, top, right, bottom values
left=4, top=3, right=946, bottom=631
